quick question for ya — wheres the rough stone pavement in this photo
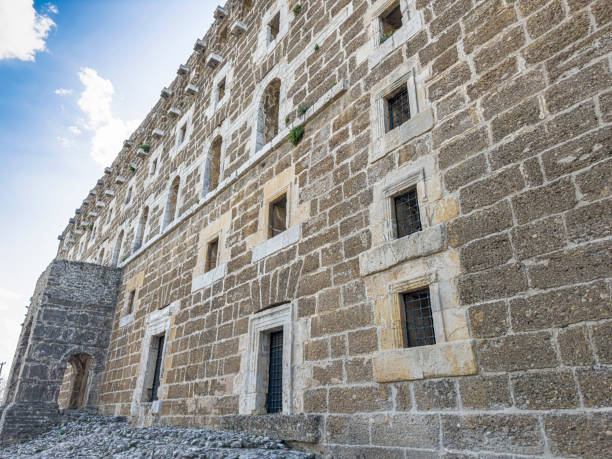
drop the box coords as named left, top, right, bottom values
left=0, top=412, right=314, bottom=458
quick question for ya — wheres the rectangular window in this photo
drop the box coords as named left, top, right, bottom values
left=266, top=330, right=283, bottom=413
left=394, top=188, right=421, bottom=238
left=150, top=159, right=157, bottom=177
left=402, top=288, right=435, bottom=348
left=206, top=238, right=219, bottom=273
left=217, top=78, right=226, bottom=102
left=149, top=334, right=165, bottom=402
left=380, top=3, right=402, bottom=43
left=269, top=194, right=287, bottom=238
left=268, top=12, right=280, bottom=43
left=126, top=289, right=136, bottom=315
left=178, top=123, right=187, bottom=145
left=386, top=87, right=411, bottom=131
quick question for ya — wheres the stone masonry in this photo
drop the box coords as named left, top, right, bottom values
left=3, top=0, right=611, bottom=456
left=0, top=260, right=121, bottom=445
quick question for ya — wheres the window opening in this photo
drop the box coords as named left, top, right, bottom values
left=386, top=87, right=411, bottom=131
left=217, top=78, right=226, bottom=103
left=126, top=290, right=136, bottom=315
left=269, top=194, right=287, bottom=237
left=150, top=159, right=157, bottom=176
left=149, top=335, right=165, bottom=402
left=394, top=188, right=421, bottom=238
left=206, top=238, right=219, bottom=273
left=125, top=187, right=133, bottom=205
left=178, top=123, right=187, bottom=145
left=380, top=3, right=402, bottom=42
left=403, top=288, right=435, bottom=348
left=268, top=12, right=280, bottom=43
left=209, top=137, right=222, bottom=191
left=266, top=330, right=283, bottom=413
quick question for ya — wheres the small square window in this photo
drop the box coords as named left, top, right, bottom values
left=379, top=3, right=403, bottom=43
left=126, top=289, right=136, bottom=315
left=178, top=123, right=187, bottom=145
left=269, top=194, right=287, bottom=238
left=150, top=159, right=157, bottom=177
left=385, top=86, right=411, bottom=132
left=217, top=78, right=226, bottom=102
left=394, top=188, right=421, bottom=238
left=402, top=288, right=435, bottom=348
left=206, top=238, right=219, bottom=272
left=268, top=12, right=280, bottom=43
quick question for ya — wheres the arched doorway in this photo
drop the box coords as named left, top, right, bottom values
left=57, top=354, right=93, bottom=410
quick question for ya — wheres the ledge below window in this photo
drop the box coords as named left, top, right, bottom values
left=373, top=339, right=477, bottom=382
left=359, top=224, right=446, bottom=277
left=119, top=312, right=134, bottom=328
left=371, top=107, right=434, bottom=163
left=191, top=263, right=226, bottom=293
left=252, top=225, right=301, bottom=262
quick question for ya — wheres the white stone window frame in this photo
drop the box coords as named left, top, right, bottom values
left=205, top=65, right=233, bottom=119
left=191, top=231, right=227, bottom=292
left=162, top=173, right=183, bottom=231
left=256, top=0, right=289, bottom=59
left=144, top=144, right=163, bottom=189
left=368, top=0, right=421, bottom=69
left=240, top=302, right=295, bottom=415
left=252, top=183, right=301, bottom=262
left=119, top=288, right=137, bottom=327
left=370, top=65, right=433, bottom=163
left=200, top=120, right=230, bottom=199
left=251, top=65, right=289, bottom=155
left=382, top=167, right=426, bottom=241
left=131, top=301, right=177, bottom=417
left=172, top=105, right=195, bottom=157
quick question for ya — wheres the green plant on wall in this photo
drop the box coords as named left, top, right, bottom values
left=314, top=44, right=319, bottom=52
left=130, top=165, right=136, bottom=174
left=380, top=31, right=394, bottom=43
left=285, top=115, right=290, bottom=126
left=288, top=125, right=304, bottom=146
left=298, top=104, right=310, bottom=116
left=292, top=3, right=302, bottom=15
left=88, top=223, right=93, bottom=231
left=139, top=144, right=150, bottom=152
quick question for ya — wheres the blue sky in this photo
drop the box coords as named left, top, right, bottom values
left=0, top=0, right=216, bottom=381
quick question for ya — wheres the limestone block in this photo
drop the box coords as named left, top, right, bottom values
left=177, top=64, right=190, bottom=75
left=193, top=38, right=206, bottom=52
left=160, top=87, right=173, bottom=98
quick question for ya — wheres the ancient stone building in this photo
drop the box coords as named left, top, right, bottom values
left=2, top=0, right=611, bottom=456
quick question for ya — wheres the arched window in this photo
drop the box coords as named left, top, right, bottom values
left=256, top=79, right=281, bottom=151
left=111, top=230, right=124, bottom=267
left=163, top=177, right=180, bottom=229
left=133, top=206, right=149, bottom=251
left=204, top=136, right=222, bottom=194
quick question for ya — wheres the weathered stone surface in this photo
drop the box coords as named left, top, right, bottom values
left=458, top=375, right=511, bottom=410
left=512, top=371, right=579, bottom=409
left=476, top=332, right=558, bottom=371
left=544, top=413, right=612, bottom=458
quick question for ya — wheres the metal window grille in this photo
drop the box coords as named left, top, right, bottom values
left=403, top=289, right=436, bottom=348
left=266, top=330, right=283, bottom=413
left=394, top=188, right=421, bottom=238
left=149, top=335, right=165, bottom=402
left=387, top=87, right=410, bottom=131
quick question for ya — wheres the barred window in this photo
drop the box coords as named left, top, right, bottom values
left=269, top=194, right=287, bottom=238
left=206, top=238, right=219, bottom=273
left=394, top=188, right=421, bottom=238
left=386, top=87, right=411, bottom=131
left=403, top=288, right=435, bottom=348
left=266, top=330, right=283, bottom=413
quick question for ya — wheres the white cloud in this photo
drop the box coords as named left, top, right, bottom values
left=68, top=126, right=81, bottom=135
left=56, top=136, right=72, bottom=148
left=77, top=67, right=139, bottom=165
left=54, top=88, right=72, bottom=96
left=44, top=3, right=58, bottom=14
left=0, top=0, right=56, bottom=61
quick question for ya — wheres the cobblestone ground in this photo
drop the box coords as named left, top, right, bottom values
left=0, top=412, right=314, bottom=458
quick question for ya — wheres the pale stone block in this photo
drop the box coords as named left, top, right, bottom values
left=431, top=197, right=459, bottom=226
left=373, top=348, right=424, bottom=382
left=191, top=263, right=226, bottom=293
left=360, top=224, right=447, bottom=276
left=421, top=340, right=477, bottom=379
left=252, top=225, right=301, bottom=262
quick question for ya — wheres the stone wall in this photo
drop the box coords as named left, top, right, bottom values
left=0, top=260, right=121, bottom=446
left=10, top=0, right=610, bottom=456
